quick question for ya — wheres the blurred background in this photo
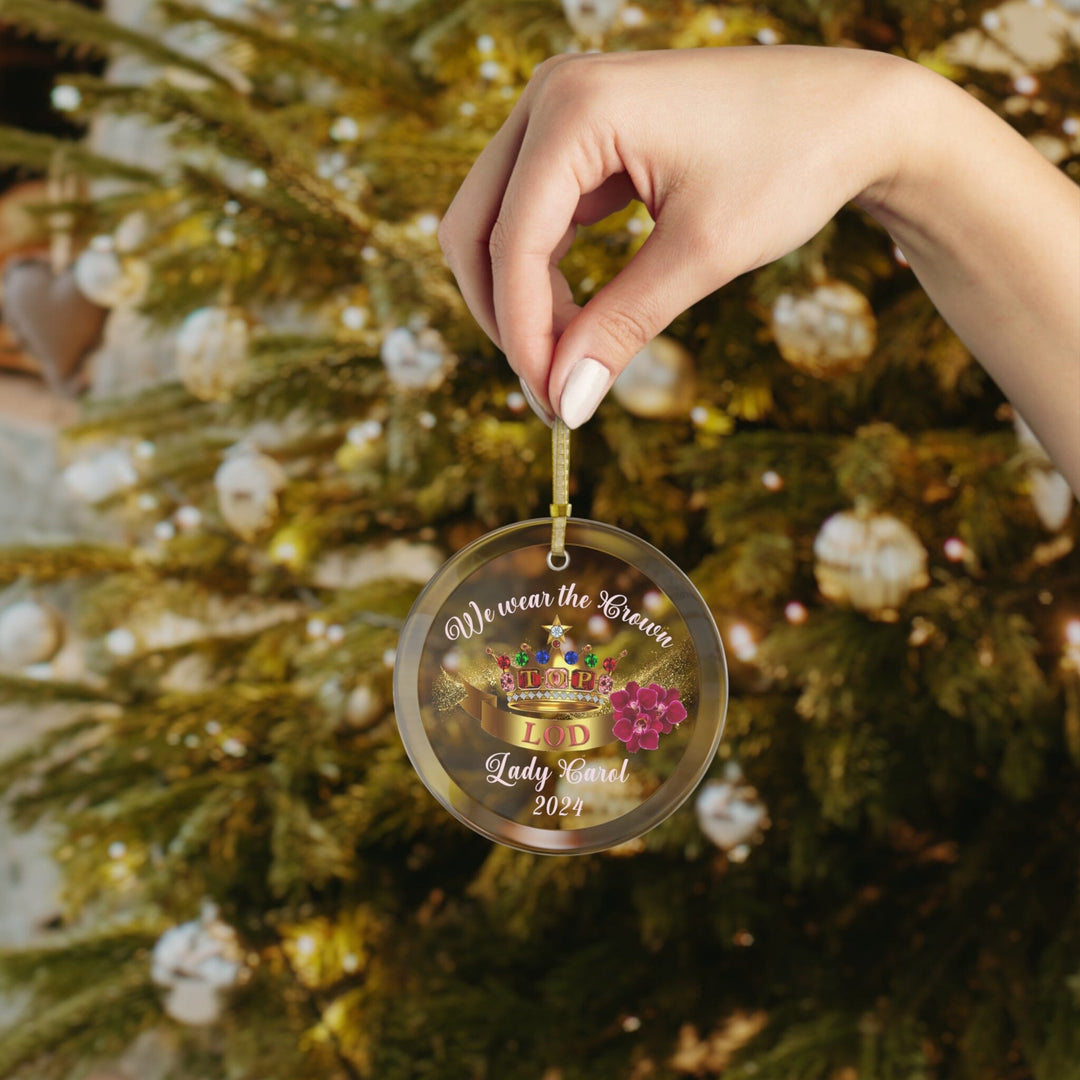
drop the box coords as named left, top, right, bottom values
left=0, top=1, right=1078, bottom=1078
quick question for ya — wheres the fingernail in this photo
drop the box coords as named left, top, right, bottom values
left=559, top=357, right=610, bottom=430
left=519, top=378, right=554, bottom=427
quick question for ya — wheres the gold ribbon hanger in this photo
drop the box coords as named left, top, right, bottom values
left=548, top=418, right=571, bottom=570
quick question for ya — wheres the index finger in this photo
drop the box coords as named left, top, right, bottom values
left=489, top=101, right=609, bottom=400
left=438, top=56, right=576, bottom=352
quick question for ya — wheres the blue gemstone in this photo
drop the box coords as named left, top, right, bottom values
left=535, top=649, right=550, bottom=664
left=564, top=651, right=578, bottom=664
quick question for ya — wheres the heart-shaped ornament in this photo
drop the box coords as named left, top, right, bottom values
left=2, top=256, right=108, bottom=394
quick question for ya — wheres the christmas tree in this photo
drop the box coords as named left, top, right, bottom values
left=0, top=0, right=1078, bottom=1077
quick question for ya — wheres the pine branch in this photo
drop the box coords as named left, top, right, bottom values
left=0, top=0, right=236, bottom=86
left=0, top=126, right=158, bottom=185
left=0, top=674, right=114, bottom=705
left=0, top=951, right=157, bottom=1075
left=0, top=544, right=134, bottom=586
left=159, top=0, right=426, bottom=102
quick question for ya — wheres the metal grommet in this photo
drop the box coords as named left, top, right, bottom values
left=546, top=549, right=570, bottom=572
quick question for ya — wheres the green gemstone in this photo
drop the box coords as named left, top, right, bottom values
left=514, top=651, right=529, bottom=667
left=584, top=653, right=598, bottom=668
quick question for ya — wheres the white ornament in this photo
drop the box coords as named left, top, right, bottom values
left=214, top=448, right=287, bottom=540
left=771, top=280, right=876, bottom=377
left=415, top=212, right=440, bottom=236
left=1014, top=412, right=1074, bottom=531
left=175, top=505, right=203, bottom=531
left=176, top=307, right=251, bottom=401
left=347, top=419, right=382, bottom=444
left=152, top=902, right=245, bottom=1026
left=344, top=683, right=382, bottom=729
left=105, top=628, right=138, bottom=657
left=562, top=0, right=624, bottom=38
left=695, top=770, right=768, bottom=852
left=114, top=211, right=149, bottom=253
left=341, top=304, right=368, bottom=331
left=1029, top=469, right=1073, bottom=532
left=73, top=248, right=149, bottom=308
left=63, top=448, right=138, bottom=504
left=51, top=84, right=82, bottom=111
left=0, top=600, right=64, bottom=667
left=813, top=510, right=929, bottom=615
left=612, top=335, right=696, bottom=420
left=380, top=325, right=452, bottom=390
left=330, top=116, right=360, bottom=142
left=312, top=539, right=443, bottom=589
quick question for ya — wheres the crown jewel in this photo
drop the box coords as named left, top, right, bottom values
left=487, top=613, right=626, bottom=717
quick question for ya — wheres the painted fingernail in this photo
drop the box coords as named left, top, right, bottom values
left=559, top=357, right=610, bottom=430
left=519, top=378, right=554, bottom=427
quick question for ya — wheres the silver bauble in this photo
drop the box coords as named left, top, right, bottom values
left=612, top=335, right=696, bottom=420
left=771, top=280, right=876, bottom=378
left=562, top=0, right=624, bottom=38
left=151, top=902, right=244, bottom=1027
left=176, top=306, right=251, bottom=401
left=379, top=325, right=451, bottom=390
left=73, top=248, right=149, bottom=308
left=1014, top=412, right=1075, bottom=531
left=1029, top=468, right=1074, bottom=532
left=214, top=448, right=287, bottom=540
left=813, top=510, right=929, bottom=616
left=0, top=600, right=64, bottom=667
left=344, top=684, right=383, bottom=729
left=63, top=448, right=138, bottom=504
left=695, top=778, right=768, bottom=851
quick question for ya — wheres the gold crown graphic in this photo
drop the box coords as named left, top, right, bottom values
left=486, top=613, right=625, bottom=718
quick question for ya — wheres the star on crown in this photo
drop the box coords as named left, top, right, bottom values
left=542, top=615, right=570, bottom=647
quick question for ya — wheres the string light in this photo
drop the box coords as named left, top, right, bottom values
left=729, top=623, right=757, bottom=662
left=943, top=537, right=967, bottom=561
left=784, top=601, right=808, bottom=625
left=106, top=628, right=137, bottom=657
left=175, top=505, right=202, bottom=531
left=341, top=305, right=368, bottom=330
left=348, top=419, right=383, bottom=444
left=761, top=470, right=784, bottom=491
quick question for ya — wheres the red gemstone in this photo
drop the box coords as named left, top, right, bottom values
left=603, top=657, right=618, bottom=672
left=496, top=654, right=511, bottom=670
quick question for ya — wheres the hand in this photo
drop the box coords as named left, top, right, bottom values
left=439, top=46, right=1080, bottom=495
left=437, top=45, right=911, bottom=426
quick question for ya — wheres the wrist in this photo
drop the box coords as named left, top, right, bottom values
left=852, top=55, right=946, bottom=220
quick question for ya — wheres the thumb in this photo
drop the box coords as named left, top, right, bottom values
left=549, top=215, right=717, bottom=429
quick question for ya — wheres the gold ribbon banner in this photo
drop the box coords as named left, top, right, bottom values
left=460, top=684, right=618, bottom=752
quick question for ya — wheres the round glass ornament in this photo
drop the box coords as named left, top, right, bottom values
left=394, top=517, right=727, bottom=854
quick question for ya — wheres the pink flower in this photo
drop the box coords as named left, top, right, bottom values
left=648, top=684, right=687, bottom=733
left=610, top=681, right=663, bottom=752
